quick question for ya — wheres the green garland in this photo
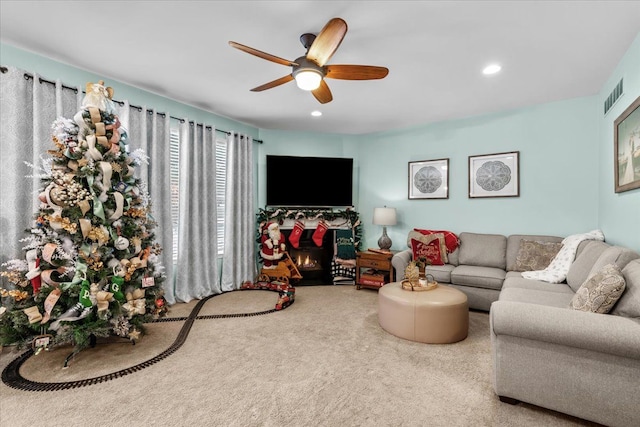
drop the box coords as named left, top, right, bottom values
left=255, top=207, right=363, bottom=250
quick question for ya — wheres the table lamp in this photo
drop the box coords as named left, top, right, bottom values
left=373, top=207, right=397, bottom=251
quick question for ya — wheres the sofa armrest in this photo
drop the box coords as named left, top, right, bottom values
left=491, top=300, right=640, bottom=359
left=391, top=249, right=413, bottom=280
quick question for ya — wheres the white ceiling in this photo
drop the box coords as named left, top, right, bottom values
left=1, top=1, right=640, bottom=135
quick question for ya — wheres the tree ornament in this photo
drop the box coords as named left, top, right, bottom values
left=114, top=236, right=129, bottom=250
left=110, top=275, right=126, bottom=302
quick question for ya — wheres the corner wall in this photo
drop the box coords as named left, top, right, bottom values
left=355, top=97, right=600, bottom=250
left=597, top=33, right=640, bottom=249
left=0, top=43, right=259, bottom=136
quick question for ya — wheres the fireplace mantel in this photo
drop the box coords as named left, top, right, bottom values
left=256, top=207, right=362, bottom=285
left=256, top=207, right=362, bottom=246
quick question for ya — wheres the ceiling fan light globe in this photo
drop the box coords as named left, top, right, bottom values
left=294, top=69, right=322, bottom=91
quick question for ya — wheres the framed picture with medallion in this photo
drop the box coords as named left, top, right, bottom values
left=469, top=151, right=519, bottom=198
left=408, top=158, right=449, bottom=199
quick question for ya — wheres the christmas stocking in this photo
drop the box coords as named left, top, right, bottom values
left=288, top=220, right=305, bottom=248
left=49, top=280, right=93, bottom=331
left=312, top=221, right=328, bottom=247
left=79, top=280, right=93, bottom=308
left=110, top=276, right=126, bottom=302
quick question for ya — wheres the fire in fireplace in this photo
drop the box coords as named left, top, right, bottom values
left=293, top=247, right=323, bottom=272
left=282, top=228, right=334, bottom=284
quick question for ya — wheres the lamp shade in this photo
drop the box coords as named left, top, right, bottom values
left=373, top=207, right=397, bottom=226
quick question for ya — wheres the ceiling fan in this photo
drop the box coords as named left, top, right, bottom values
left=229, top=17, right=389, bottom=104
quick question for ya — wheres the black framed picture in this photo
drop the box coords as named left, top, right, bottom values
left=408, top=158, right=449, bottom=199
left=469, top=151, right=519, bottom=198
left=614, top=95, right=640, bottom=193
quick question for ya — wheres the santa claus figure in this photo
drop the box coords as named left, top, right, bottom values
left=260, top=222, right=286, bottom=269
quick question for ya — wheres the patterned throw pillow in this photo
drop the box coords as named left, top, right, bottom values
left=408, top=231, right=448, bottom=264
left=410, top=236, right=445, bottom=266
left=514, top=240, right=563, bottom=272
left=569, top=263, right=626, bottom=314
left=414, top=229, right=459, bottom=253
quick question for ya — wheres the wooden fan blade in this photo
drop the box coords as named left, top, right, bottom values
left=250, top=74, right=294, bottom=92
left=229, top=41, right=298, bottom=67
left=312, top=80, right=333, bottom=104
left=306, top=18, right=347, bottom=67
left=325, top=65, right=389, bottom=80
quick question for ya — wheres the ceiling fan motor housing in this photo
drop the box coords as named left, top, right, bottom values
left=292, top=56, right=325, bottom=76
left=300, top=33, right=317, bottom=50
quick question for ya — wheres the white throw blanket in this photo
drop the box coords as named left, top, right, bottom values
left=521, top=229, right=605, bottom=283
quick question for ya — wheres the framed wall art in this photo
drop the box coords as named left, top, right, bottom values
left=469, top=151, right=519, bottom=198
left=408, top=158, right=449, bottom=199
left=614, top=95, right=640, bottom=193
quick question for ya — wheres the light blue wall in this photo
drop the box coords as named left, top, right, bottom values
left=0, top=43, right=259, bottom=137
left=355, top=98, right=600, bottom=250
left=3, top=40, right=638, bottom=253
left=256, top=99, right=601, bottom=251
left=597, top=34, right=640, bottom=250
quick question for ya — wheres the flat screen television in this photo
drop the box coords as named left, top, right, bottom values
left=266, top=155, right=353, bottom=207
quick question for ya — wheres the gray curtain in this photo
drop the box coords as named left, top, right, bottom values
left=174, top=121, right=220, bottom=301
left=0, top=67, right=82, bottom=263
left=221, top=132, right=256, bottom=291
left=0, top=67, right=175, bottom=302
left=120, top=104, right=175, bottom=304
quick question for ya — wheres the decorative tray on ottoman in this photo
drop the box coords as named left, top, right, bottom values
left=401, top=276, right=438, bottom=291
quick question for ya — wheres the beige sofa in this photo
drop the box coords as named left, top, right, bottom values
left=392, top=231, right=640, bottom=426
left=392, top=232, right=570, bottom=311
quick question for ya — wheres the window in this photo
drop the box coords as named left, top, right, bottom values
left=170, top=127, right=227, bottom=264
left=169, top=128, right=180, bottom=264
left=215, top=138, right=227, bottom=255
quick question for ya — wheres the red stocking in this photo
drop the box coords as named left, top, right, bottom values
left=288, top=220, right=305, bottom=249
left=312, top=221, right=328, bottom=247
left=30, top=257, right=42, bottom=294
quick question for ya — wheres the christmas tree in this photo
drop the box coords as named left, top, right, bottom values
left=0, top=81, right=168, bottom=351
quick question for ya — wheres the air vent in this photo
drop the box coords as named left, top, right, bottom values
left=604, top=78, right=624, bottom=116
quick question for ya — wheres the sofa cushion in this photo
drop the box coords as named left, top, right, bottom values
left=424, top=264, right=455, bottom=284
left=451, top=265, right=506, bottom=290
left=589, top=246, right=640, bottom=275
left=458, top=232, right=507, bottom=269
left=506, top=234, right=563, bottom=271
left=569, top=263, right=626, bottom=314
left=498, top=287, right=575, bottom=308
left=512, top=239, right=563, bottom=272
left=612, top=259, right=640, bottom=318
left=566, top=241, right=610, bottom=291
left=447, top=248, right=459, bottom=266
left=502, top=275, right=575, bottom=294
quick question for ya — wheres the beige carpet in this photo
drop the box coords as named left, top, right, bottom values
left=0, top=286, right=598, bottom=427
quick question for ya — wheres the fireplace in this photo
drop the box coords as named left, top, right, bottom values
left=282, top=228, right=334, bottom=285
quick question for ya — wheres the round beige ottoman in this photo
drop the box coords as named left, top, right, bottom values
left=378, top=282, right=469, bottom=344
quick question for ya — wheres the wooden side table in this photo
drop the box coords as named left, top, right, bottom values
left=356, top=250, right=396, bottom=290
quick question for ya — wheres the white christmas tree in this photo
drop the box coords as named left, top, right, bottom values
left=0, top=81, right=168, bottom=351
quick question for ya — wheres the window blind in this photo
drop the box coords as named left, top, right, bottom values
left=170, top=128, right=227, bottom=263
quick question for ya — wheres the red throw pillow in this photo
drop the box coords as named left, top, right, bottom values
left=410, top=238, right=445, bottom=266
left=414, top=229, right=459, bottom=253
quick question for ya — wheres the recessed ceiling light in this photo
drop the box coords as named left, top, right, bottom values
left=311, top=110, right=322, bottom=117
left=483, top=64, right=502, bottom=75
